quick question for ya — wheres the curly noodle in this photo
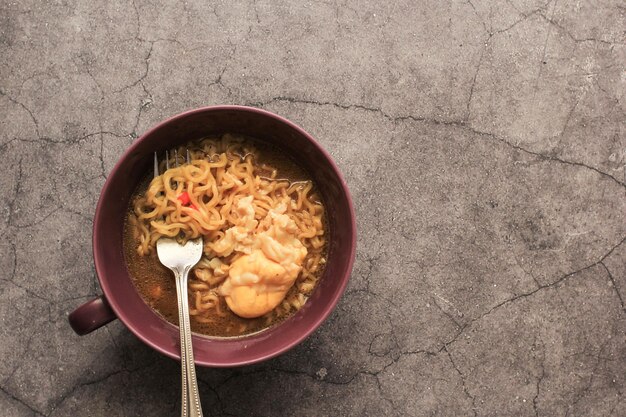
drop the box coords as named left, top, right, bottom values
left=131, top=135, right=326, bottom=329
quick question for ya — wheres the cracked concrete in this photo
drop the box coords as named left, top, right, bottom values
left=1, top=0, right=625, bottom=416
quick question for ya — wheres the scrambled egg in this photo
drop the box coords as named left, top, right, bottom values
left=209, top=195, right=258, bottom=257
left=215, top=196, right=307, bottom=318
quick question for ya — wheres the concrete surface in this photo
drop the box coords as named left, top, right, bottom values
left=1, top=0, right=625, bottom=416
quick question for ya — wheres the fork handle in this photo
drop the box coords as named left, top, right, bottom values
left=174, top=272, right=189, bottom=417
left=174, top=267, right=204, bottom=417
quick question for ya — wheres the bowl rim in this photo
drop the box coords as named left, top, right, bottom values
left=92, top=105, right=357, bottom=367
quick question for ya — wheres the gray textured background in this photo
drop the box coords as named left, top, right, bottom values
left=1, top=0, right=625, bottom=416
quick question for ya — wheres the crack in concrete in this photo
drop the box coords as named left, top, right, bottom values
left=592, top=77, right=622, bottom=112
left=13, top=207, right=62, bottom=229
left=201, top=350, right=416, bottom=414
left=99, top=131, right=106, bottom=179
left=46, top=369, right=127, bottom=416
left=208, top=65, right=232, bottom=95
left=367, top=332, right=396, bottom=358
left=465, top=42, right=486, bottom=122
left=63, top=207, right=93, bottom=223
left=600, top=261, right=625, bottom=312
left=440, top=279, right=604, bottom=417
left=2, top=332, right=36, bottom=388
left=0, top=385, right=46, bottom=416
left=6, top=157, right=23, bottom=228
left=210, top=366, right=356, bottom=391
left=532, top=338, right=546, bottom=417
left=564, top=340, right=610, bottom=417
left=47, top=362, right=157, bottom=416
left=0, top=89, right=42, bottom=140
left=2, top=236, right=95, bottom=308
left=4, top=58, right=623, bottom=189
left=115, top=40, right=154, bottom=95
left=389, top=236, right=626, bottom=377
left=116, top=38, right=197, bottom=136
left=16, top=69, right=55, bottom=96
left=440, top=324, right=469, bottom=353
left=503, top=0, right=523, bottom=14
left=0, top=126, right=127, bottom=149
left=514, top=254, right=542, bottom=287
left=362, top=253, right=381, bottom=293
left=453, top=235, right=626, bottom=339
left=553, top=96, right=581, bottom=147
left=495, top=8, right=545, bottom=35
left=79, top=57, right=105, bottom=104
left=465, top=0, right=490, bottom=36
left=130, top=0, right=140, bottom=40
left=251, top=0, right=261, bottom=24
left=196, top=377, right=233, bottom=416
left=533, top=0, right=558, bottom=99
left=432, top=295, right=464, bottom=329
left=248, top=95, right=626, bottom=188
left=2, top=265, right=88, bottom=307
left=475, top=127, right=625, bottom=188
left=538, top=13, right=625, bottom=46
left=445, top=347, right=478, bottom=417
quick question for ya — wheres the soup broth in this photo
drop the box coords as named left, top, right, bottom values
left=123, top=134, right=327, bottom=337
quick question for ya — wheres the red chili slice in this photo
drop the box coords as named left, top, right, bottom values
left=178, top=191, right=191, bottom=206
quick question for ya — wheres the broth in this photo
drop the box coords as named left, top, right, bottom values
left=123, top=135, right=328, bottom=337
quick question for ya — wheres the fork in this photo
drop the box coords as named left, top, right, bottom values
left=154, top=150, right=205, bottom=417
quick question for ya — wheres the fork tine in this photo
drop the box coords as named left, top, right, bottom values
left=186, top=149, right=191, bottom=164
left=153, top=152, right=159, bottom=178
left=175, top=149, right=179, bottom=167
left=165, top=150, right=170, bottom=170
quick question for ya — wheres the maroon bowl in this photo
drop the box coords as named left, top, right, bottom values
left=68, top=106, right=356, bottom=367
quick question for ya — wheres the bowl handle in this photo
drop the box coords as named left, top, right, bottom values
left=68, top=296, right=117, bottom=335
